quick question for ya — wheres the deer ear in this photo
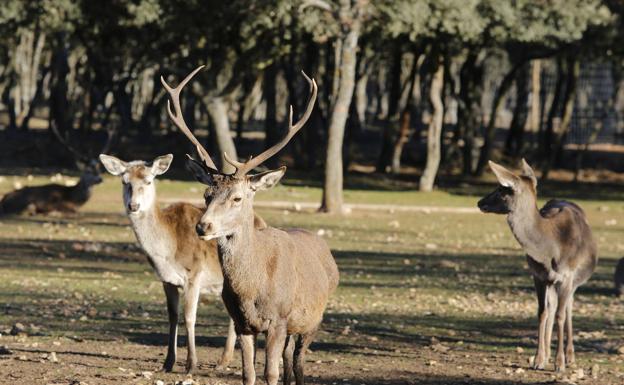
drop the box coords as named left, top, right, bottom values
left=488, top=161, right=520, bottom=189
left=249, top=167, right=286, bottom=191
left=520, top=158, right=537, bottom=189
left=152, top=154, right=173, bottom=176
left=186, top=155, right=214, bottom=185
left=99, top=154, right=127, bottom=176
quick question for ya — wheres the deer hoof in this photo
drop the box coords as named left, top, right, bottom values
left=532, top=356, right=547, bottom=370
left=216, top=356, right=232, bottom=371
left=185, top=361, right=197, bottom=374
left=555, top=358, right=566, bottom=373
left=566, top=351, right=575, bottom=366
left=161, top=358, right=175, bottom=372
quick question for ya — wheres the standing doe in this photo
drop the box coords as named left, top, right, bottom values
left=161, top=66, right=339, bottom=385
left=99, top=153, right=266, bottom=373
left=478, top=160, right=597, bottom=372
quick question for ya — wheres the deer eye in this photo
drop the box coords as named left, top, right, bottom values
left=233, top=197, right=242, bottom=203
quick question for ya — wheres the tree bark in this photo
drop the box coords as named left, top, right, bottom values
left=320, top=1, right=362, bottom=214
left=49, top=33, right=71, bottom=137
left=264, top=63, right=280, bottom=168
left=475, top=60, right=523, bottom=176
left=391, top=52, right=423, bottom=174
left=376, top=44, right=404, bottom=172
left=529, top=60, right=541, bottom=133
left=541, top=56, right=580, bottom=180
left=420, top=55, right=444, bottom=192
left=504, top=62, right=531, bottom=157
left=206, top=96, right=238, bottom=174
left=11, top=30, right=46, bottom=132
left=541, top=58, right=565, bottom=160
left=457, top=50, right=484, bottom=175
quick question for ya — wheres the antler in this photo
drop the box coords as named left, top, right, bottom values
left=99, top=124, right=117, bottom=156
left=50, top=120, right=90, bottom=167
left=160, top=65, right=217, bottom=171
left=224, top=71, right=317, bottom=177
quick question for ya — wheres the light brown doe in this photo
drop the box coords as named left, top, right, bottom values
left=99, top=153, right=266, bottom=373
left=478, top=160, right=597, bottom=372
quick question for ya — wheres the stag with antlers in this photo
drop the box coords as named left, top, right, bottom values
left=0, top=124, right=115, bottom=215
left=161, top=66, right=338, bottom=385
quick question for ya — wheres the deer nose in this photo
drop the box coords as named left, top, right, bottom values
left=128, top=202, right=140, bottom=212
left=196, top=222, right=212, bottom=236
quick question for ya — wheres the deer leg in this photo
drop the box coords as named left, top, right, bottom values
left=544, top=285, right=558, bottom=365
left=294, top=330, right=317, bottom=385
left=282, top=335, right=295, bottom=385
left=217, top=318, right=237, bottom=370
left=533, top=278, right=548, bottom=370
left=565, top=291, right=576, bottom=366
left=265, top=323, right=288, bottom=385
left=555, top=282, right=573, bottom=372
left=162, top=283, right=179, bottom=372
left=183, top=281, right=201, bottom=374
left=240, top=334, right=257, bottom=385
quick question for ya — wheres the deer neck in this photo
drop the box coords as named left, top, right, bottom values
left=216, top=207, right=262, bottom=294
left=128, top=198, right=176, bottom=262
left=506, top=199, right=556, bottom=264
left=69, top=179, right=92, bottom=203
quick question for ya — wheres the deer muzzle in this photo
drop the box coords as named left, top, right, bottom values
left=196, top=221, right=213, bottom=237
left=128, top=202, right=140, bottom=213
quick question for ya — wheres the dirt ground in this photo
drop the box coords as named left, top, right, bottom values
left=0, top=175, right=623, bottom=385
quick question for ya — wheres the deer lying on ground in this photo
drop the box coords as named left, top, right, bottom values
left=0, top=164, right=102, bottom=215
left=478, top=159, right=597, bottom=372
left=100, top=153, right=268, bottom=373
left=0, top=125, right=114, bottom=215
left=161, top=66, right=338, bottom=385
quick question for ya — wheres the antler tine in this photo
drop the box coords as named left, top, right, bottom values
left=99, top=124, right=118, bottom=156
left=226, top=71, right=317, bottom=177
left=50, top=121, right=90, bottom=167
left=160, top=65, right=218, bottom=171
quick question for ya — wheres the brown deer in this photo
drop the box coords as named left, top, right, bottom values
left=0, top=125, right=114, bottom=215
left=100, top=153, right=252, bottom=373
left=478, top=159, right=597, bottom=372
left=161, top=66, right=338, bottom=385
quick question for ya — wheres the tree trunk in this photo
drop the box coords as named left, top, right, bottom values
left=376, top=44, right=403, bottom=173
left=457, top=51, right=484, bottom=175
left=541, top=57, right=580, bottom=180
left=206, top=96, right=238, bottom=174
left=420, top=55, right=444, bottom=192
left=391, top=52, right=422, bottom=174
left=49, top=33, right=71, bottom=136
left=529, top=60, right=541, bottom=133
left=321, top=21, right=360, bottom=213
left=504, top=62, right=530, bottom=157
left=264, top=63, right=280, bottom=168
left=475, top=60, right=523, bottom=176
left=541, top=58, right=565, bottom=160
left=355, top=68, right=368, bottom=125
left=13, top=30, right=46, bottom=131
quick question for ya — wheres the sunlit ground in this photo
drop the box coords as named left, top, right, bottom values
left=0, top=173, right=622, bottom=384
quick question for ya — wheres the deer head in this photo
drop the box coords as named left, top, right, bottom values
left=51, top=120, right=117, bottom=184
left=478, top=159, right=538, bottom=214
left=99, top=154, right=173, bottom=214
left=160, top=66, right=317, bottom=239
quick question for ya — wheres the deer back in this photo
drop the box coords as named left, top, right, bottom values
left=540, top=199, right=597, bottom=284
